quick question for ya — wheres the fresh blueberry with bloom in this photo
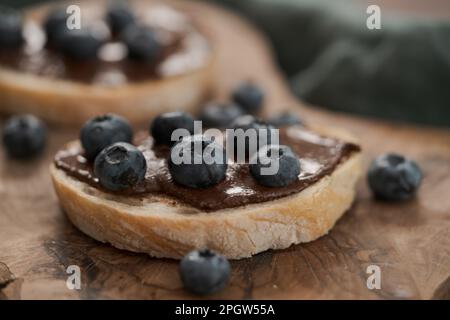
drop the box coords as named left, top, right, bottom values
left=199, top=102, right=243, bottom=128
left=43, top=7, right=68, bottom=45
left=229, top=115, right=276, bottom=160
left=121, top=25, right=161, bottom=62
left=106, top=2, right=136, bottom=34
left=150, top=111, right=195, bottom=146
left=0, top=7, right=23, bottom=48
left=80, top=114, right=133, bottom=160
left=2, top=114, right=47, bottom=159
left=232, top=82, right=265, bottom=114
left=250, top=144, right=300, bottom=187
left=368, top=153, right=423, bottom=201
left=180, top=248, right=231, bottom=295
left=268, top=111, right=303, bottom=127
left=169, top=135, right=227, bottom=189
left=94, top=142, right=146, bottom=191
left=59, top=28, right=103, bottom=60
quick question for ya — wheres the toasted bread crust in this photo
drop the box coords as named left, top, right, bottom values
left=0, top=56, right=214, bottom=126
left=50, top=151, right=362, bottom=259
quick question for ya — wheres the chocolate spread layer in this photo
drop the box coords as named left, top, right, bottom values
left=0, top=6, right=210, bottom=85
left=54, top=127, right=360, bottom=211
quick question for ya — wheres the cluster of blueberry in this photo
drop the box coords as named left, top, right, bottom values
left=200, top=82, right=301, bottom=129
left=77, top=95, right=266, bottom=294
left=0, top=3, right=162, bottom=62
left=1, top=79, right=423, bottom=202
left=0, top=83, right=423, bottom=295
left=78, top=82, right=305, bottom=191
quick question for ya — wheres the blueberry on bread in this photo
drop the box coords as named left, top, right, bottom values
left=232, top=82, right=265, bottom=115
left=106, top=2, right=136, bottom=34
left=0, top=7, right=23, bottom=48
left=43, top=7, right=69, bottom=45
left=94, top=142, right=146, bottom=191
left=268, top=111, right=303, bottom=127
left=250, top=145, right=300, bottom=187
left=51, top=110, right=362, bottom=259
left=199, top=102, right=243, bottom=128
left=80, top=114, right=133, bottom=160
left=150, top=112, right=195, bottom=146
left=121, top=25, right=162, bottom=62
left=230, top=115, right=276, bottom=160
left=169, top=135, right=227, bottom=188
left=59, top=29, right=104, bottom=60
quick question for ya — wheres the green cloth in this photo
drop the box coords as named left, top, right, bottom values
left=210, top=0, right=450, bottom=126
left=7, top=0, right=450, bottom=126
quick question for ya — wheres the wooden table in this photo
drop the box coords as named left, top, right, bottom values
left=1, top=0, right=449, bottom=300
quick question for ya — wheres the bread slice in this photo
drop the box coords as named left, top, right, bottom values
left=50, top=131, right=362, bottom=260
left=0, top=61, right=214, bottom=126
left=0, top=1, right=215, bottom=126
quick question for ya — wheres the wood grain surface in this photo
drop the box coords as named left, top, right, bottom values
left=0, top=0, right=449, bottom=300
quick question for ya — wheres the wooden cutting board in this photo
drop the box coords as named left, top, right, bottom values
left=0, top=0, right=449, bottom=300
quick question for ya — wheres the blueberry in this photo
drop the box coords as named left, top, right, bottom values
left=0, top=7, right=23, bottom=48
left=2, top=114, right=47, bottom=159
left=43, top=8, right=68, bottom=45
left=121, top=25, right=161, bottom=62
left=59, top=29, right=102, bottom=60
left=229, top=115, right=276, bottom=160
left=80, top=114, right=133, bottom=160
left=169, top=135, right=227, bottom=189
left=199, top=102, right=243, bottom=128
left=232, top=82, right=265, bottom=114
left=180, top=248, right=231, bottom=295
left=250, top=145, right=300, bottom=187
left=106, top=3, right=136, bottom=34
left=94, top=142, right=146, bottom=191
left=150, top=112, right=195, bottom=146
left=368, top=153, right=423, bottom=201
left=267, top=112, right=303, bottom=127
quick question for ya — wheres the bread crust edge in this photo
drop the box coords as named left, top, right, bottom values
left=50, top=151, right=362, bottom=259
left=0, top=55, right=215, bottom=126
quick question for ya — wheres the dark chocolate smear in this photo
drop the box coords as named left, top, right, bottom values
left=54, top=127, right=360, bottom=211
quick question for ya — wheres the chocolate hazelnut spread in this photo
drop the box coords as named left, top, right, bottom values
left=54, top=126, right=360, bottom=211
left=0, top=6, right=211, bottom=85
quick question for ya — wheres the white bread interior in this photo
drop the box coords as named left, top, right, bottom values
left=50, top=147, right=362, bottom=260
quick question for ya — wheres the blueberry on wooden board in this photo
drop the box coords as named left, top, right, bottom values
left=2, top=114, right=47, bottom=159
left=180, top=249, right=230, bottom=295
left=368, top=153, right=423, bottom=201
